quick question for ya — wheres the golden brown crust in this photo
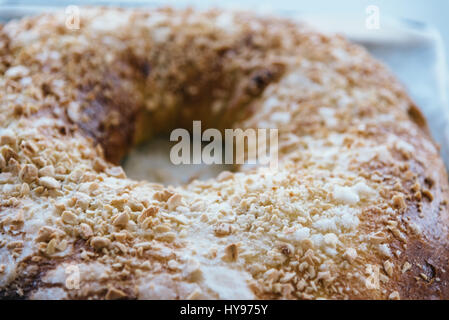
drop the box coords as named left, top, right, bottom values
left=0, top=6, right=449, bottom=300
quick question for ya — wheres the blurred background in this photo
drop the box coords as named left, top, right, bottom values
left=1, top=0, right=448, bottom=65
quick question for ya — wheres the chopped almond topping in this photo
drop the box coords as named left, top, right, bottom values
left=112, top=212, right=129, bottom=227
left=153, top=190, right=173, bottom=202
left=138, top=206, right=159, bottom=223
left=19, top=164, right=38, bottom=183
left=383, top=260, right=394, bottom=277
left=39, top=176, right=61, bottom=189
left=411, top=182, right=420, bottom=193
left=167, top=193, right=183, bottom=210
left=79, top=223, right=93, bottom=239
left=0, top=130, right=16, bottom=145
left=422, top=189, right=434, bottom=202
left=36, top=226, right=61, bottom=243
left=62, top=211, right=78, bottom=225
left=392, top=194, right=407, bottom=210
left=388, top=291, right=400, bottom=300
left=91, top=237, right=111, bottom=250
left=343, top=248, right=357, bottom=263
left=223, top=243, right=239, bottom=262
left=402, top=262, right=412, bottom=273
left=105, top=287, right=127, bottom=300
left=213, top=223, right=233, bottom=236
left=217, top=171, right=234, bottom=182
left=105, top=166, right=126, bottom=178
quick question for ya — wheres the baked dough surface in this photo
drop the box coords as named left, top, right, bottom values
left=1, top=7, right=449, bottom=299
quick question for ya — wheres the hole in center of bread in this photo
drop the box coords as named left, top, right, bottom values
left=121, top=135, right=235, bottom=186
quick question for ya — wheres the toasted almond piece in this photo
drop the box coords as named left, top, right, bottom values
left=213, top=223, right=233, bottom=236
left=383, top=260, right=394, bottom=277
left=79, top=223, right=93, bottom=239
left=153, top=190, right=173, bottom=202
left=46, top=239, right=58, bottom=255
left=106, top=166, right=126, bottom=178
left=93, top=158, right=107, bottom=172
left=113, top=232, right=127, bottom=243
left=20, top=183, right=30, bottom=196
left=56, top=239, right=68, bottom=251
left=19, top=164, right=38, bottom=183
left=62, top=211, right=78, bottom=225
left=0, top=154, right=5, bottom=169
left=154, top=224, right=171, bottom=233
left=422, top=189, right=434, bottom=202
left=392, top=194, right=406, bottom=210
left=167, top=193, right=183, bottom=210
left=105, top=287, right=127, bottom=300
left=12, top=210, right=24, bottom=224
left=141, top=217, right=153, bottom=229
left=217, top=171, right=233, bottom=182
left=36, top=226, right=60, bottom=242
left=183, top=260, right=203, bottom=282
left=39, top=176, right=60, bottom=189
left=0, top=129, right=16, bottom=145
left=91, top=236, right=111, bottom=250
left=7, top=241, right=23, bottom=250
left=1, top=146, right=18, bottom=162
left=156, top=232, right=176, bottom=243
left=138, top=206, right=158, bottom=223
left=223, top=243, right=239, bottom=262
left=113, top=242, right=128, bottom=254
left=402, top=262, right=412, bottom=273
left=39, top=165, right=55, bottom=178
left=112, top=212, right=129, bottom=227
left=343, top=248, right=357, bottom=263
left=5, top=65, right=29, bottom=79
left=388, top=291, right=400, bottom=300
